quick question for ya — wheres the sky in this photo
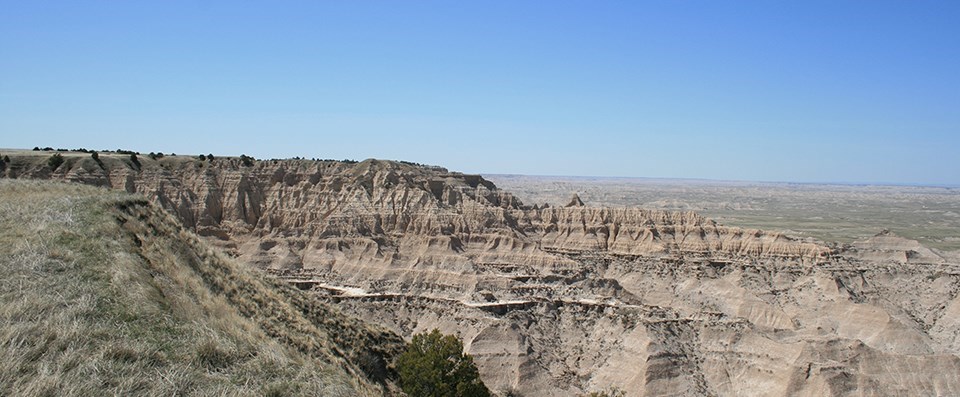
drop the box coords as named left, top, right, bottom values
left=1, top=1, right=958, bottom=185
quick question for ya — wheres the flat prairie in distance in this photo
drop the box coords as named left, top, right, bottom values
left=488, top=175, right=960, bottom=257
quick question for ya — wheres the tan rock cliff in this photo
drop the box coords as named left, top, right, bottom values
left=5, top=151, right=959, bottom=396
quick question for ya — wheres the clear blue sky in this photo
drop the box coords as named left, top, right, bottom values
left=2, top=1, right=958, bottom=185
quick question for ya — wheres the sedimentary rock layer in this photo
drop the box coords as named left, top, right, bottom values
left=5, top=152, right=958, bottom=396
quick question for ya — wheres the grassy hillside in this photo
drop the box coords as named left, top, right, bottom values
left=0, top=179, right=403, bottom=396
left=0, top=148, right=343, bottom=180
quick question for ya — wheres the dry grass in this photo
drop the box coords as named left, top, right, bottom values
left=0, top=179, right=403, bottom=396
left=0, top=149, right=270, bottom=179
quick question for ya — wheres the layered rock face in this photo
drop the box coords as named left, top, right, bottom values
left=6, top=152, right=960, bottom=396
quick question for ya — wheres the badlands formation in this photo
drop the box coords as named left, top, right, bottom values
left=4, top=152, right=960, bottom=396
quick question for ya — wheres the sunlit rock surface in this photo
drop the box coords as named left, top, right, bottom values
left=6, top=152, right=960, bottom=396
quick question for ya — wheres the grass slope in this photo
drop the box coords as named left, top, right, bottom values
left=0, top=179, right=403, bottom=396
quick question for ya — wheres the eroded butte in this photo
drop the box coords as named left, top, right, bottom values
left=6, top=153, right=960, bottom=396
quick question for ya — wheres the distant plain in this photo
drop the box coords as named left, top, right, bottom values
left=488, top=175, right=960, bottom=254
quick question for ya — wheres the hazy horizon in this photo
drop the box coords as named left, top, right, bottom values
left=485, top=173, right=960, bottom=189
left=6, top=146, right=957, bottom=188
left=2, top=2, right=958, bottom=185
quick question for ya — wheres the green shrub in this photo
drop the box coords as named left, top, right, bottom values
left=240, top=154, right=255, bottom=167
left=129, top=153, right=141, bottom=168
left=47, top=153, right=64, bottom=170
left=91, top=152, right=104, bottom=169
left=396, top=329, right=490, bottom=397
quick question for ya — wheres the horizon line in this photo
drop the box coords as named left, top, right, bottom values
left=4, top=147, right=956, bottom=189
left=482, top=173, right=960, bottom=190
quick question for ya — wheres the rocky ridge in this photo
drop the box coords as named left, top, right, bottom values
left=5, top=151, right=959, bottom=396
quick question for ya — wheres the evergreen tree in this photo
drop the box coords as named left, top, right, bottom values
left=396, top=329, right=490, bottom=397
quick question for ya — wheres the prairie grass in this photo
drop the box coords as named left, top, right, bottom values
left=0, top=179, right=402, bottom=396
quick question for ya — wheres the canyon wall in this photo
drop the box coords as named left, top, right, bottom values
left=5, top=151, right=959, bottom=396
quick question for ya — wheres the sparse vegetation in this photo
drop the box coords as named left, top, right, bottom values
left=396, top=329, right=490, bottom=397
left=0, top=179, right=401, bottom=396
left=47, top=153, right=64, bottom=170
left=91, top=152, right=104, bottom=170
left=240, top=154, right=256, bottom=167
left=500, top=388, right=525, bottom=397
left=397, top=160, right=443, bottom=171
left=129, top=153, right=140, bottom=169
left=581, top=388, right=626, bottom=397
